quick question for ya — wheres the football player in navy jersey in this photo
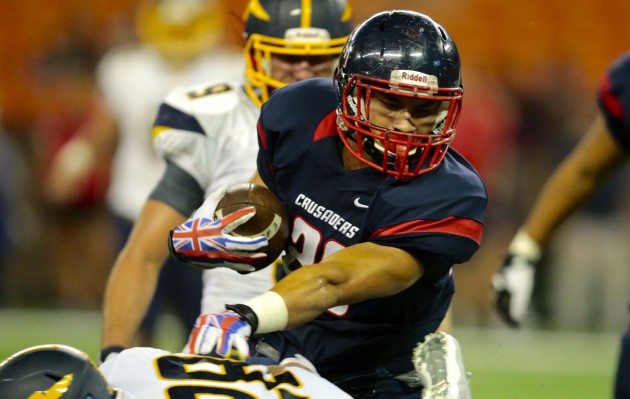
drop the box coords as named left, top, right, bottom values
left=492, top=52, right=630, bottom=399
left=170, top=10, right=486, bottom=398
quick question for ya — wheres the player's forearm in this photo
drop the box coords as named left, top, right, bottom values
left=272, top=243, right=422, bottom=328
left=228, top=244, right=421, bottom=333
left=101, top=200, right=188, bottom=348
left=523, top=160, right=595, bottom=245
left=523, top=115, right=625, bottom=245
left=101, top=252, right=162, bottom=348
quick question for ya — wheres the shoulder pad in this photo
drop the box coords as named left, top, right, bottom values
left=163, top=81, right=243, bottom=116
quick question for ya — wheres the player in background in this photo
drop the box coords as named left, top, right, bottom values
left=45, top=0, right=246, bottom=347
left=170, top=10, right=486, bottom=398
left=491, top=51, right=630, bottom=399
left=0, top=332, right=471, bottom=399
left=99, top=0, right=353, bottom=362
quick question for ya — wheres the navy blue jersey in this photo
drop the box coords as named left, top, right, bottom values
left=254, top=78, right=487, bottom=384
left=599, top=52, right=630, bottom=151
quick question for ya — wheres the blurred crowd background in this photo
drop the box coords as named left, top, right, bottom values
left=1, top=0, right=630, bottom=334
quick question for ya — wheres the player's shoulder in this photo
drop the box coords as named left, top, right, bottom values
left=602, top=52, right=630, bottom=91
left=599, top=52, right=630, bottom=150
left=270, top=77, right=335, bottom=103
left=603, top=51, right=630, bottom=92
left=401, top=149, right=487, bottom=205
left=444, top=149, right=486, bottom=187
left=442, top=149, right=488, bottom=203
left=261, top=78, right=337, bottom=126
left=608, top=51, right=630, bottom=75
left=162, top=81, right=249, bottom=116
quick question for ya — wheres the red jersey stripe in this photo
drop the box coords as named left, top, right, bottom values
left=371, top=216, right=483, bottom=244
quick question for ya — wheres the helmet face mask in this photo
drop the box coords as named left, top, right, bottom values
left=243, top=0, right=353, bottom=107
left=0, top=345, right=117, bottom=399
left=244, top=30, right=347, bottom=104
left=335, top=10, right=463, bottom=179
left=338, top=74, right=462, bottom=179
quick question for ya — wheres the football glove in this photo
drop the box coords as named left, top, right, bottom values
left=168, top=185, right=268, bottom=273
left=183, top=310, right=252, bottom=360
left=491, top=230, right=541, bottom=327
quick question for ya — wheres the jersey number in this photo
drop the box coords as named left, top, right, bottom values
left=289, top=216, right=349, bottom=317
left=186, top=83, right=232, bottom=99
left=156, top=354, right=309, bottom=399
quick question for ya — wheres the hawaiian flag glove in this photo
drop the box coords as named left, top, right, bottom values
left=183, top=310, right=252, bottom=360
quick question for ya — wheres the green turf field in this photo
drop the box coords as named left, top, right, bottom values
left=0, top=307, right=619, bottom=398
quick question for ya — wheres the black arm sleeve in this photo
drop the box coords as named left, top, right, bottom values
left=149, top=160, right=205, bottom=217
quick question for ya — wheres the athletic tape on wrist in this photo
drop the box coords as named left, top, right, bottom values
left=230, top=291, right=288, bottom=334
left=509, top=229, right=542, bottom=262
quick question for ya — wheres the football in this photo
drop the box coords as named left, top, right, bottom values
left=215, top=183, right=289, bottom=271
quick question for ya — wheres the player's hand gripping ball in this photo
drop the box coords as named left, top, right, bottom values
left=169, top=184, right=289, bottom=273
left=214, top=183, right=289, bottom=270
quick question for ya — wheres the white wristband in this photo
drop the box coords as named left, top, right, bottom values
left=243, top=291, right=289, bottom=334
left=508, top=229, right=542, bottom=263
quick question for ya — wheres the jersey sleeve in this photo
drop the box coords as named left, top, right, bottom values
left=153, top=81, right=258, bottom=193
left=256, top=79, right=338, bottom=193
left=256, top=118, right=277, bottom=193
left=368, top=159, right=487, bottom=269
left=598, top=52, right=630, bottom=151
left=256, top=90, right=288, bottom=193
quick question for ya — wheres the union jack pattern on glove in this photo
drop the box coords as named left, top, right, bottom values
left=169, top=206, right=268, bottom=272
left=184, top=310, right=252, bottom=360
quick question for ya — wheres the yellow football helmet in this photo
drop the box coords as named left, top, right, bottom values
left=136, top=0, right=227, bottom=65
left=242, top=0, right=353, bottom=107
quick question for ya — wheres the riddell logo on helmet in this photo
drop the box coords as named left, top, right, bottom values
left=285, top=28, right=331, bottom=43
left=390, top=70, right=438, bottom=93
left=401, top=71, right=428, bottom=83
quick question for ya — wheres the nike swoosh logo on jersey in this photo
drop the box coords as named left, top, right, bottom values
left=354, top=197, right=369, bottom=209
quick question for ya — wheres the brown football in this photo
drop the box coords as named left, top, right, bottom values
left=215, top=183, right=289, bottom=271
